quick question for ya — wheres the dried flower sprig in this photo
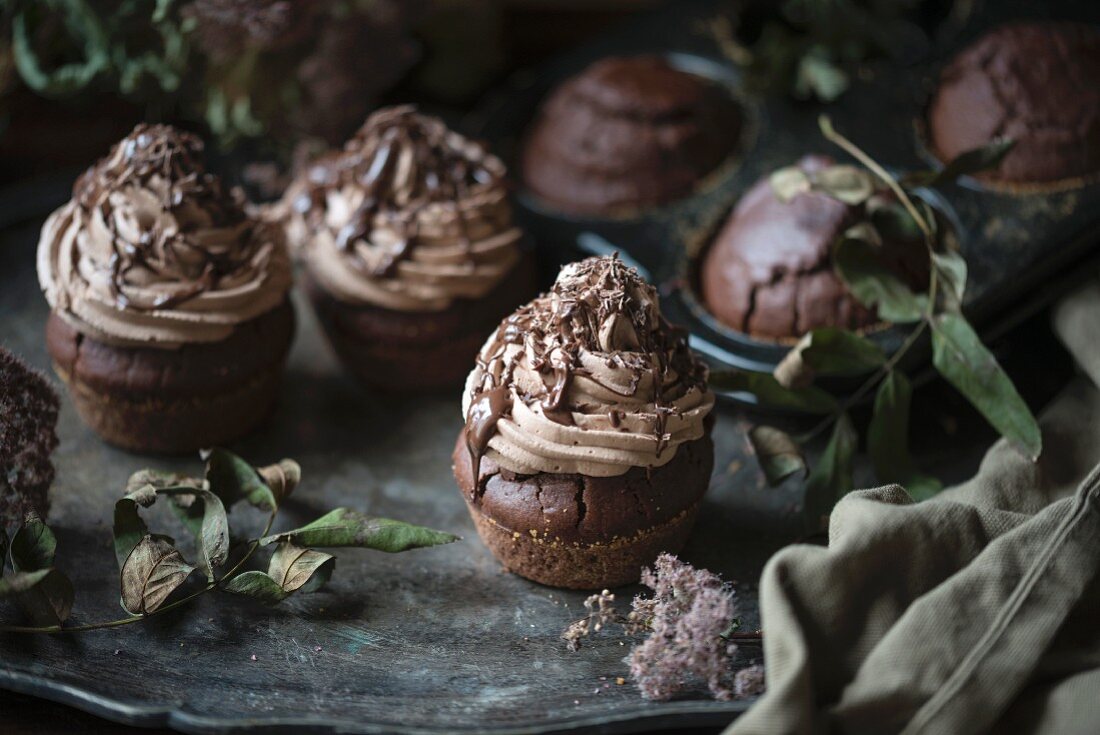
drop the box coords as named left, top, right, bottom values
left=711, top=117, right=1040, bottom=532
left=0, top=449, right=458, bottom=633
left=561, top=554, right=763, bottom=702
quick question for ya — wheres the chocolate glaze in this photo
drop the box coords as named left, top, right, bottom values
left=74, top=124, right=259, bottom=312
left=294, top=106, right=507, bottom=278
left=462, top=254, right=707, bottom=477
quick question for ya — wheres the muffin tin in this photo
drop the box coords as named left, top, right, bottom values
left=469, top=0, right=1100, bottom=389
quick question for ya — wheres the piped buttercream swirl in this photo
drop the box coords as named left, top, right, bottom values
left=462, top=255, right=714, bottom=478
left=37, top=124, right=292, bottom=348
left=282, top=105, right=523, bottom=312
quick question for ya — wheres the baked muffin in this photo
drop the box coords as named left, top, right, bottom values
left=0, top=347, right=60, bottom=524
left=282, top=105, right=537, bottom=391
left=453, top=255, right=716, bottom=589
left=928, top=22, right=1100, bottom=186
left=700, top=155, right=926, bottom=340
left=37, top=124, right=294, bottom=453
left=521, top=55, right=740, bottom=216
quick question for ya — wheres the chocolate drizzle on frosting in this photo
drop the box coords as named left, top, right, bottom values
left=284, top=105, right=524, bottom=312
left=461, top=255, right=713, bottom=485
left=37, top=124, right=291, bottom=348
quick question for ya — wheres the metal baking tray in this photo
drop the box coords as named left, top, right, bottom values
left=468, top=0, right=1100, bottom=381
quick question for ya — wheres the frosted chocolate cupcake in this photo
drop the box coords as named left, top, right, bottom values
left=521, top=56, right=740, bottom=216
left=283, top=105, right=536, bottom=390
left=38, top=124, right=294, bottom=453
left=928, top=22, right=1100, bottom=186
left=453, top=255, right=715, bottom=589
left=700, top=155, right=926, bottom=340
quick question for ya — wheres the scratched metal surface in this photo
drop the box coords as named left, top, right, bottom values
left=0, top=216, right=793, bottom=734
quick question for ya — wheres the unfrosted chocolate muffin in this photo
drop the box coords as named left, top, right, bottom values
left=521, top=56, right=740, bottom=216
left=928, top=22, right=1100, bottom=186
left=282, top=106, right=537, bottom=390
left=37, top=124, right=295, bottom=453
left=454, top=255, right=716, bottom=589
left=0, top=347, right=59, bottom=524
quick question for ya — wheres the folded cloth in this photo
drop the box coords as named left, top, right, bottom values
left=727, top=280, right=1100, bottom=735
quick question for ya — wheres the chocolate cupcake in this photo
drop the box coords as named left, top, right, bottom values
left=928, top=22, right=1100, bottom=186
left=453, top=255, right=715, bottom=589
left=521, top=56, right=740, bottom=216
left=37, top=124, right=294, bottom=453
left=0, top=347, right=60, bottom=524
left=282, top=106, right=537, bottom=391
left=700, top=155, right=926, bottom=340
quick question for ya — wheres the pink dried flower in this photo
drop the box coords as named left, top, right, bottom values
left=0, top=347, right=59, bottom=525
left=562, top=589, right=619, bottom=652
left=734, top=664, right=766, bottom=697
left=627, top=553, right=740, bottom=701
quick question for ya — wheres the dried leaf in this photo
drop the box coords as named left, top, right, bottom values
left=868, top=371, right=942, bottom=501
left=813, top=165, right=875, bottom=205
left=931, top=314, right=1042, bottom=461
left=770, top=166, right=811, bottom=202
left=748, top=426, right=806, bottom=486
left=258, top=459, right=302, bottom=504
left=0, top=568, right=74, bottom=627
left=269, top=544, right=334, bottom=595
left=261, top=509, right=459, bottom=552
left=120, top=535, right=195, bottom=615
left=773, top=336, right=815, bottom=389
left=204, top=448, right=277, bottom=511
left=9, top=511, right=56, bottom=572
left=794, top=48, right=849, bottom=102
left=126, top=468, right=203, bottom=495
left=803, top=413, right=857, bottom=532
left=0, top=528, right=8, bottom=573
left=834, top=236, right=927, bottom=323
left=709, top=371, right=838, bottom=415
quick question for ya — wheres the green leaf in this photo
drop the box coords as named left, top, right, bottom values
left=0, top=568, right=75, bottom=627
left=0, top=528, right=8, bottom=573
left=834, top=236, right=927, bottom=323
left=748, top=426, right=806, bottom=486
left=932, top=250, right=967, bottom=313
left=803, top=413, right=858, bottom=532
left=709, top=371, right=838, bottom=415
left=869, top=199, right=924, bottom=243
left=156, top=489, right=229, bottom=582
left=9, top=512, right=56, bottom=572
left=868, top=371, right=943, bottom=501
left=205, top=448, right=277, bottom=511
left=113, top=484, right=156, bottom=570
left=905, top=139, right=1016, bottom=188
left=261, top=509, right=459, bottom=552
left=931, top=314, right=1042, bottom=461
left=268, top=544, right=334, bottom=595
left=221, top=571, right=290, bottom=604
left=11, top=0, right=110, bottom=96
left=120, top=535, right=196, bottom=615
left=800, top=328, right=885, bottom=376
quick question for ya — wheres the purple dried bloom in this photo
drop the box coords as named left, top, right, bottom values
left=0, top=347, right=60, bottom=525
left=734, top=664, right=766, bottom=697
left=562, top=589, right=619, bottom=651
left=627, top=553, right=740, bottom=701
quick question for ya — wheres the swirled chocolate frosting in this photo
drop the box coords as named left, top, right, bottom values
left=283, top=105, right=523, bottom=312
left=462, top=255, right=714, bottom=481
left=37, top=124, right=291, bottom=348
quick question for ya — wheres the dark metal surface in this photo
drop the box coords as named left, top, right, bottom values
left=468, top=0, right=1100, bottom=381
left=0, top=217, right=788, bottom=734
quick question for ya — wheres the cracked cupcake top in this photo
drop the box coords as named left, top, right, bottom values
left=928, top=22, right=1100, bottom=185
left=283, top=105, right=523, bottom=312
left=37, top=124, right=292, bottom=348
left=462, top=254, right=713, bottom=480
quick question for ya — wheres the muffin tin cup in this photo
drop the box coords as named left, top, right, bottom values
left=470, top=0, right=1100, bottom=411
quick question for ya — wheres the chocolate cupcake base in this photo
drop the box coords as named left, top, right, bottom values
left=307, top=253, right=539, bottom=392
left=46, top=300, right=295, bottom=454
left=452, top=429, right=714, bottom=589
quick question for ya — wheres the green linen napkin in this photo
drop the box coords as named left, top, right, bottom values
left=726, top=281, right=1100, bottom=735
